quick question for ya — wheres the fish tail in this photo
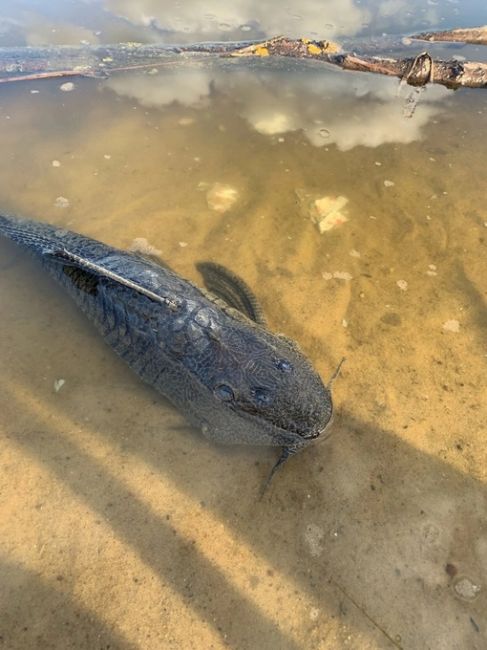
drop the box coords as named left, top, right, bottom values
left=0, top=213, right=71, bottom=255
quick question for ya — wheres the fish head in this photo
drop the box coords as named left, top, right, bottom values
left=197, top=320, right=333, bottom=449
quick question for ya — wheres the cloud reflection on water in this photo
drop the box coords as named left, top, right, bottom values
left=102, top=0, right=474, bottom=43
left=104, top=0, right=368, bottom=40
left=0, top=0, right=482, bottom=49
left=105, top=64, right=449, bottom=151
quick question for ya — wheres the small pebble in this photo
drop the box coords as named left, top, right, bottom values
left=322, top=271, right=352, bottom=281
left=445, top=563, right=458, bottom=578
left=178, top=241, right=188, bottom=248
left=375, top=161, right=382, bottom=166
left=396, top=280, right=408, bottom=291
left=60, top=82, right=75, bottom=92
left=51, top=160, right=61, bottom=167
left=333, top=271, right=353, bottom=281
left=53, top=379, right=65, bottom=393
left=384, top=180, right=395, bottom=187
left=349, top=249, right=361, bottom=258
left=453, top=577, right=481, bottom=600
left=309, top=608, right=320, bottom=621
left=103, top=154, right=111, bottom=160
left=30, top=89, right=40, bottom=94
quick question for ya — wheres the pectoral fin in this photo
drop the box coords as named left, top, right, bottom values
left=196, top=261, right=267, bottom=326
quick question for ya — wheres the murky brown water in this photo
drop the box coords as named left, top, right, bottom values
left=0, top=2, right=486, bottom=649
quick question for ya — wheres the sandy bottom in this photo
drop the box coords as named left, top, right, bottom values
left=0, top=69, right=486, bottom=649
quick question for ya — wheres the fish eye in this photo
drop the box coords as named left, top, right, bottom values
left=276, top=359, right=292, bottom=373
left=252, top=387, right=273, bottom=406
left=214, top=384, right=234, bottom=401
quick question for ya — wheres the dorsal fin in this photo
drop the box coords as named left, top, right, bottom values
left=45, top=248, right=179, bottom=311
left=196, top=261, right=267, bottom=327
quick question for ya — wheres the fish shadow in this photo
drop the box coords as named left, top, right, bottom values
left=0, top=558, right=138, bottom=650
left=1, top=240, right=486, bottom=649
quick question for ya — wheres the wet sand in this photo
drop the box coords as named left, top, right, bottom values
left=0, top=59, right=486, bottom=649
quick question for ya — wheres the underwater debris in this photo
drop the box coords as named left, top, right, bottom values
left=296, top=189, right=349, bottom=234
left=54, top=196, right=70, bottom=208
left=304, top=523, right=325, bottom=557
left=129, top=237, right=162, bottom=257
left=205, top=182, right=239, bottom=213
left=442, top=319, right=460, bottom=333
left=322, top=271, right=353, bottom=281
left=53, top=378, right=65, bottom=393
left=453, top=576, right=481, bottom=600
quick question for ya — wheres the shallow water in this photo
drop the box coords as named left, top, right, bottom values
left=0, top=2, right=486, bottom=649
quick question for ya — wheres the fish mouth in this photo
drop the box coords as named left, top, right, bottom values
left=300, top=407, right=335, bottom=441
left=301, top=428, right=322, bottom=440
left=230, top=397, right=334, bottom=444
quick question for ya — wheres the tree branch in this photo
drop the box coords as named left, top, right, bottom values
left=411, top=26, right=487, bottom=46
left=0, top=30, right=486, bottom=90
left=229, top=37, right=487, bottom=89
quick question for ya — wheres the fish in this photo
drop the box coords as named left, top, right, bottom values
left=0, top=213, right=334, bottom=486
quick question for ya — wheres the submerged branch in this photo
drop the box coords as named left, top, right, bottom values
left=0, top=29, right=486, bottom=89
